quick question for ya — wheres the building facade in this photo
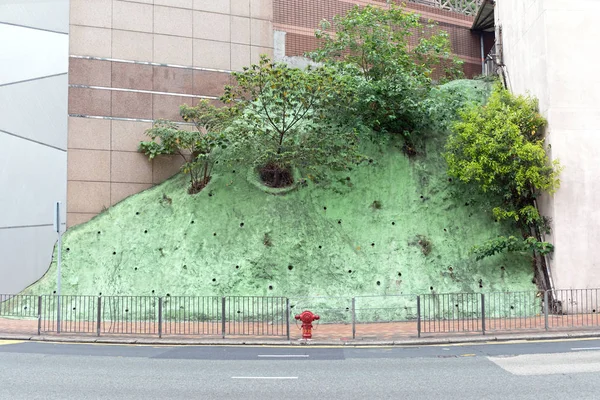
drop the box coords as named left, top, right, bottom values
left=0, top=1, right=69, bottom=293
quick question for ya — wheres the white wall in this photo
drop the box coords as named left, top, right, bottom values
left=496, top=0, right=600, bottom=289
left=0, top=1, right=69, bottom=294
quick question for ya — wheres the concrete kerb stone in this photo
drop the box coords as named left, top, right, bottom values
left=3, top=331, right=600, bottom=346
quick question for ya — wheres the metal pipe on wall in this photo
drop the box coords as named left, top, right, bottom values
left=480, top=32, right=485, bottom=74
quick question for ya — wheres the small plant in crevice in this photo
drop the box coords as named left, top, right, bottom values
left=263, top=232, right=273, bottom=247
left=370, top=200, right=383, bottom=210
left=416, top=235, right=432, bottom=256
left=160, top=193, right=172, bottom=206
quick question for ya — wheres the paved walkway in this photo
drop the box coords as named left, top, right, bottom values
left=2, top=316, right=600, bottom=344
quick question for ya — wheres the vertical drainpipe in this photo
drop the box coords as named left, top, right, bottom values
left=480, top=32, right=485, bottom=75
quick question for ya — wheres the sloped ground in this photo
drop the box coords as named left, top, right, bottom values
left=24, top=80, right=536, bottom=302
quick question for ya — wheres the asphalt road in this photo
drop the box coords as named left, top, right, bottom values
left=2, top=339, right=600, bottom=399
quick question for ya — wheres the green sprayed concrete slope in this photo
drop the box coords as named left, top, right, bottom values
left=26, top=80, right=536, bottom=302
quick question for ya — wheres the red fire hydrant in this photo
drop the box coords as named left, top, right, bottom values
left=295, top=310, right=320, bottom=339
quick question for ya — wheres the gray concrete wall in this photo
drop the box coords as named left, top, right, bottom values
left=496, top=0, right=600, bottom=289
left=0, top=1, right=69, bottom=294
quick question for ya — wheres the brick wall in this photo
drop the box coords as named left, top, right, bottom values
left=274, top=0, right=491, bottom=78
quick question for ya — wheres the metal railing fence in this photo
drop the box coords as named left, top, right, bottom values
left=405, top=0, right=483, bottom=16
left=162, top=296, right=220, bottom=336
left=2, top=290, right=600, bottom=339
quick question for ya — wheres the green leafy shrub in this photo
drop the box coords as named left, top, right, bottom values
left=139, top=101, right=233, bottom=194
left=444, top=84, right=562, bottom=259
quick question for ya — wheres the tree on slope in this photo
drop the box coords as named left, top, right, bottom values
left=309, top=4, right=463, bottom=138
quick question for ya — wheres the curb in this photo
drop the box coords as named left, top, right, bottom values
left=2, top=330, right=600, bottom=347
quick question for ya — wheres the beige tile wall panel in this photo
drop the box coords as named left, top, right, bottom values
left=193, top=0, right=230, bottom=14
left=153, top=66, right=193, bottom=94
left=112, top=1, right=153, bottom=33
left=155, top=0, right=193, bottom=10
left=65, top=0, right=278, bottom=227
left=68, top=117, right=111, bottom=150
left=192, top=70, right=230, bottom=97
left=111, top=62, right=154, bottom=91
left=69, top=58, right=112, bottom=87
left=251, top=45, right=273, bottom=64
left=69, top=87, right=111, bottom=116
left=111, top=120, right=152, bottom=152
left=231, top=16, right=251, bottom=45
left=70, top=25, right=112, bottom=57
left=153, top=94, right=188, bottom=121
left=153, top=34, right=193, bottom=66
left=111, top=30, right=153, bottom=61
left=68, top=149, right=111, bottom=181
left=70, top=0, right=112, bottom=28
left=231, top=43, right=251, bottom=71
left=251, top=0, right=272, bottom=20
left=111, top=151, right=153, bottom=183
left=67, top=212, right=97, bottom=228
left=111, top=182, right=154, bottom=205
left=193, top=39, right=231, bottom=70
left=193, top=11, right=231, bottom=42
left=154, top=6, right=193, bottom=37
left=231, top=0, right=250, bottom=17
left=111, top=91, right=153, bottom=119
left=250, top=18, right=273, bottom=48
left=67, top=181, right=111, bottom=213
left=153, top=155, right=186, bottom=184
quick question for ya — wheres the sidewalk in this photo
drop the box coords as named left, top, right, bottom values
left=2, top=317, right=600, bottom=346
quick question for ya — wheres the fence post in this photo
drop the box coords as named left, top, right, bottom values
left=544, top=290, right=549, bottom=331
left=37, top=296, right=42, bottom=335
left=158, top=297, right=162, bottom=338
left=57, top=294, right=61, bottom=334
left=221, top=297, right=226, bottom=339
left=96, top=296, right=101, bottom=337
left=481, top=293, right=486, bottom=336
left=351, top=297, right=356, bottom=340
left=417, top=295, right=421, bottom=338
left=286, top=298, right=290, bottom=340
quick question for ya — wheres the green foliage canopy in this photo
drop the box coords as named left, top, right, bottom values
left=309, top=5, right=463, bottom=136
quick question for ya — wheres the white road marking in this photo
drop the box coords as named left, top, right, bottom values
left=489, top=351, right=600, bottom=376
left=231, top=377, right=298, bottom=380
left=257, top=354, right=309, bottom=358
left=571, top=347, right=600, bottom=351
